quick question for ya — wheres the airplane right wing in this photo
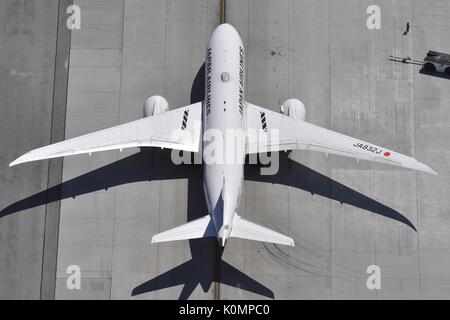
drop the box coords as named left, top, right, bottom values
left=245, top=102, right=437, bottom=175
left=10, top=102, right=202, bottom=166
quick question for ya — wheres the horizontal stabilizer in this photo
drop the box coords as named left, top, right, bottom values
left=230, top=215, right=294, bottom=246
left=151, top=215, right=216, bottom=244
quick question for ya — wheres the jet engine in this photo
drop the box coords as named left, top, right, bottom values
left=143, top=95, right=169, bottom=117
left=280, top=99, right=306, bottom=121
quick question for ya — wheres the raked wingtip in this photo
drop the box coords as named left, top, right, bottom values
left=418, top=162, right=438, bottom=175
left=9, top=158, right=21, bottom=167
left=9, top=154, right=32, bottom=167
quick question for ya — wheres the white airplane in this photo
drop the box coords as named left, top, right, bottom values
left=10, top=23, right=437, bottom=247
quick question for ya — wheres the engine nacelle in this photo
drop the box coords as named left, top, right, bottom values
left=143, top=95, right=169, bottom=117
left=280, top=99, right=306, bottom=121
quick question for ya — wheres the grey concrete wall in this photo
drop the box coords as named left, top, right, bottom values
left=0, top=0, right=70, bottom=299
left=54, top=0, right=450, bottom=300
left=55, top=0, right=221, bottom=300
left=2, top=0, right=449, bottom=300
left=220, top=0, right=450, bottom=299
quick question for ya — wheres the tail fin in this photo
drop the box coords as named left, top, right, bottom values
left=151, top=215, right=216, bottom=244
left=230, top=215, right=294, bottom=246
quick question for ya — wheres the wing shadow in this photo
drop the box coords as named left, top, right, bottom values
left=244, top=152, right=416, bottom=231
left=1, top=149, right=191, bottom=217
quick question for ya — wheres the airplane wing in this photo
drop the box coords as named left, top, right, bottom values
left=245, top=102, right=437, bottom=175
left=10, top=102, right=202, bottom=166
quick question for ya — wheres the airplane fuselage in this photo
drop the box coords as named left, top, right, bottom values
left=203, top=24, right=245, bottom=246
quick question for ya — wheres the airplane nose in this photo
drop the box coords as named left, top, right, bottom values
left=210, top=23, right=241, bottom=43
left=214, top=23, right=238, bottom=34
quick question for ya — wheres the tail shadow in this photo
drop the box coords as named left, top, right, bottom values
left=131, top=177, right=274, bottom=299
left=131, top=62, right=274, bottom=299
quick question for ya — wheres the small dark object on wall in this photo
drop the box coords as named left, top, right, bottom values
left=403, top=22, right=410, bottom=35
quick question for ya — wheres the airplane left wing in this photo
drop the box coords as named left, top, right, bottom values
left=245, top=102, right=437, bottom=175
left=10, top=102, right=202, bottom=166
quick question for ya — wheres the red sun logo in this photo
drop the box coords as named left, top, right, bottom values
left=384, top=151, right=391, bottom=157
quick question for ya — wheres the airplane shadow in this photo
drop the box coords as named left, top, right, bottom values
left=0, top=64, right=416, bottom=300
left=0, top=150, right=417, bottom=299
